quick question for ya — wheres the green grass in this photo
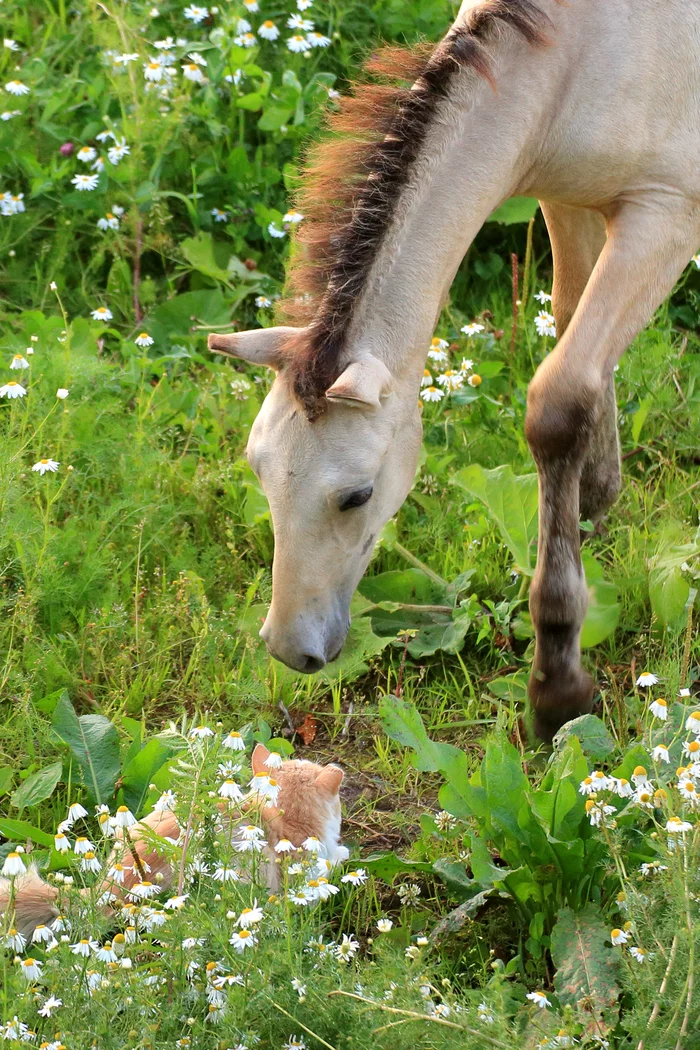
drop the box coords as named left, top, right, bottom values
left=1, top=0, right=700, bottom=1043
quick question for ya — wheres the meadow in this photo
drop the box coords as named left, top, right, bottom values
left=1, top=0, right=700, bottom=1046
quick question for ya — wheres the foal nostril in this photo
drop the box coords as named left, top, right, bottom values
left=301, top=653, right=325, bottom=674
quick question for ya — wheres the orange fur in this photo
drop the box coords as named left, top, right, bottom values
left=1, top=747, right=346, bottom=935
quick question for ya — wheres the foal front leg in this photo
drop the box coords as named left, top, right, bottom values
left=525, top=200, right=699, bottom=741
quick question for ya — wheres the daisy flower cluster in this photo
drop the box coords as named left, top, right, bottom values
left=420, top=327, right=484, bottom=404
left=533, top=290, right=556, bottom=338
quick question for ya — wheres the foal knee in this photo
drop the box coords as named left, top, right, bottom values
left=525, top=369, right=600, bottom=463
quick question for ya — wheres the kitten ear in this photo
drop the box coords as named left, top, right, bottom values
left=315, top=764, right=343, bottom=795
left=251, top=743, right=271, bottom=775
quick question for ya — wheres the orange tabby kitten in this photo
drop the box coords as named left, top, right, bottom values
left=0, top=744, right=347, bottom=937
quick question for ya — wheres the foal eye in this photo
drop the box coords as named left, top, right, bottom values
left=339, top=485, right=373, bottom=512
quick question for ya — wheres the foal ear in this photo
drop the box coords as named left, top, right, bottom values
left=251, top=743, right=271, bottom=774
left=326, top=356, right=393, bottom=408
left=207, top=326, right=303, bottom=370
left=315, top=764, right=344, bottom=795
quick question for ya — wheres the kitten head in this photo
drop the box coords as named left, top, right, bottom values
left=252, top=744, right=345, bottom=859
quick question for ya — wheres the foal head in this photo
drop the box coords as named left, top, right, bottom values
left=209, top=325, right=421, bottom=673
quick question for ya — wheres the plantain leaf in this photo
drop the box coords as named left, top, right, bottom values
left=452, top=464, right=538, bottom=574
left=51, top=694, right=120, bottom=804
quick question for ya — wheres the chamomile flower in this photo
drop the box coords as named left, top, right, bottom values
left=107, top=139, right=130, bottom=165
left=420, top=385, right=444, bottom=403
left=211, top=207, right=228, bottom=222
left=242, top=0, right=258, bottom=8
left=183, top=62, right=205, bottom=83
left=283, top=1038, right=306, bottom=1050
left=460, top=357, right=474, bottom=372
left=57, top=388, right=70, bottom=400
left=71, top=938, right=98, bottom=957
left=461, top=322, right=485, bottom=337
left=686, top=711, right=700, bottom=735
left=631, top=766, right=650, bottom=787
left=526, top=991, right=551, bottom=1009
left=268, top=221, right=286, bottom=237
left=287, top=13, right=313, bottom=28
left=286, top=34, right=310, bottom=53
left=164, top=894, right=189, bottom=910
left=0, top=381, right=26, bottom=399
left=420, top=369, right=433, bottom=387
left=283, top=209, right=304, bottom=224
left=302, top=836, right=321, bottom=853
left=610, top=927, right=629, bottom=945
left=427, top=337, right=449, bottom=362
left=306, top=31, right=330, bottom=46
left=629, top=946, right=651, bottom=963
left=289, top=887, right=314, bottom=906
left=2, top=852, right=26, bottom=877
left=677, top=779, right=698, bottom=802
left=223, top=730, right=245, bottom=750
left=640, top=860, right=667, bottom=876
left=258, top=20, right=280, bottom=40
left=115, top=805, right=136, bottom=828
left=81, top=851, right=102, bottom=874
left=692, top=254, right=700, bottom=270
left=237, top=900, right=263, bottom=927
left=666, top=816, right=693, bottom=834
left=67, top=801, right=88, bottom=822
left=377, top=918, right=393, bottom=932
left=189, top=724, right=214, bottom=739
left=38, top=996, right=63, bottom=1018
left=134, top=332, right=154, bottom=347
left=229, top=928, right=257, bottom=952
left=32, top=924, right=55, bottom=945
left=610, top=777, right=633, bottom=798
left=652, top=744, right=670, bottom=763
left=96, top=128, right=116, bottom=143
left=31, top=459, right=60, bottom=476
left=534, top=290, right=552, bottom=303
left=468, top=373, right=482, bottom=387
left=264, top=750, right=283, bottom=769
left=534, top=310, right=556, bottom=337
left=20, top=958, right=42, bottom=981
left=649, top=697, right=668, bottom=720
left=114, top=52, right=139, bottom=65
left=218, top=779, right=244, bottom=801
left=54, top=830, right=70, bottom=852
left=249, top=772, right=279, bottom=803
left=255, top=295, right=272, bottom=308
left=341, top=869, right=368, bottom=886
left=144, top=60, right=165, bottom=81
left=4, top=928, right=26, bottom=951
left=77, top=146, right=97, bottom=162
left=477, top=1002, right=495, bottom=1024
left=71, top=173, right=100, bottom=191
left=335, top=934, right=359, bottom=962
left=183, top=4, right=208, bottom=22
left=107, top=863, right=126, bottom=884
left=129, top=881, right=158, bottom=900
left=10, top=353, right=29, bottom=369
left=274, top=838, right=295, bottom=853
left=91, top=156, right=105, bottom=173
left=5, top=80, right=30, bottom=96
left=97, top=212, right=120, bottom=230
left=683, top=739, right=700, bottom=760
left=634, top=788, right=654, bottom=810
left=636, top=671, right=659, bottom=687
left=437, top=369, right=463, bottom=391
left=90, top=305, right=113, bottom=322
left=235, top=32, right=257, bottom=47
left=585, top=798, right=616, bottom=826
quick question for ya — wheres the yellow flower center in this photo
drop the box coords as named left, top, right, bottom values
left=633, top=766, right=647, bottom=777
left=263, top=19, right=274, bottom=26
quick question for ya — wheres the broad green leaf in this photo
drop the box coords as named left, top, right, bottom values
left=649, top=566, right=691, bottom=631
left=379, top=697, right=464, bottom=772
left=480, top=737, right=530, bottom=843
left=430, top=891, right=492, bottom=943
left=0, top=767, right=13, bottom=795
left=0, top=818, right=54, bottom=848
left=406, top=612, right=471, bottom=658
left=581, top=551, right=620, bottom=648
left=451, top=464, right=538, bottom=574
left=359, top=569, right=448, bottom=607
left=51, top=694, right=121, bottom=804
left=362, top=851, right=433, bottom=882
left=467, top=832, right=510, bottom=887
left=121, top=738, right=180, bottom=815
left=488, top=196, right=539, bottom=225
left=432, top=857, right=474, bottom=893
left=553, top=714, right=615, bottom=762
left=180, top=232, right=233, bottom=285
left=631, top=395, right=652, bottom=443
left=11, top=761, right=63, bottom=811
left=551, top=905, right=620, bottom=1022
left=487, top=672, right=528, bottom=703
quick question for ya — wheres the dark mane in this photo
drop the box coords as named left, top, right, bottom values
left=279, top=0, right=551, bottom=420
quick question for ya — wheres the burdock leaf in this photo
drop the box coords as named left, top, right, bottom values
left=551, top=905, right=620, bottom=1026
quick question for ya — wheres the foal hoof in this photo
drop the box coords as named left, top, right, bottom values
left=529, top=668, right=595, bottom=743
